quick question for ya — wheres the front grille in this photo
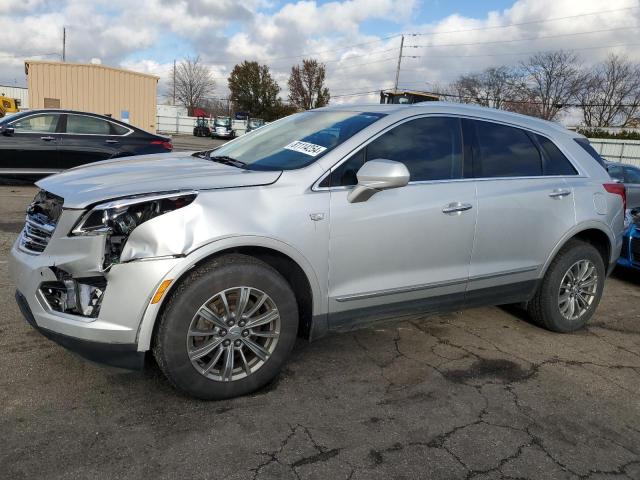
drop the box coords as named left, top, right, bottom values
left=19, top=190, right=63, bottom=255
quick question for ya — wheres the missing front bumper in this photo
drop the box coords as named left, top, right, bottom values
left=15, top=291, right=145, bottom=370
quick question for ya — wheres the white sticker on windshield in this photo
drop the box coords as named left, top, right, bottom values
left=284, top=140, right=327, bottom=157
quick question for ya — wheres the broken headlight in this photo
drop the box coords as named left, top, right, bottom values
left=71, top=191, right=197, bottom=267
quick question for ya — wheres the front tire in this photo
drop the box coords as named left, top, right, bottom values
left=528, top=240, right=605, bottom=332
left=153, top=254, right=299, bottom=400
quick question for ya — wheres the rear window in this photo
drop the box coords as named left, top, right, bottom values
left=574, top=138, right=606, bottom=168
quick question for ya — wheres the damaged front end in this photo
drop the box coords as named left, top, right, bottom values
left=71, top=191, right=198, bottom=269
left=19, top=190, right=197, bottom=320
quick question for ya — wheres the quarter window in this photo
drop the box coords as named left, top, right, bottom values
left=10, top=114, right=59, bottom=133
left=111, top=123, right=130, bottom=135
left=534, top=134, right=577, bottom=175
left=66, top=115, right=112, bottom=135
left=470, top=120, right=542, bottom=177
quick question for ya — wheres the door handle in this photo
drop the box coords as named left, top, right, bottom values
left=549, top=189, right=571, bottom=198
left=442, top=202, right=473, bottom=215
left=105, top=139, right=119, bottom=144
left=40, top=136, right=56, bottom=142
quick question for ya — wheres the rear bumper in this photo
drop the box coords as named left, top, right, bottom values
left=15, top=291, right=144, bottom=369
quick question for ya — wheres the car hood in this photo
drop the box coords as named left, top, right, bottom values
left=37, top=152, right=282, bottom=208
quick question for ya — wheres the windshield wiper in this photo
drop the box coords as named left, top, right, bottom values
left=209, top=155, right=247, bottom=169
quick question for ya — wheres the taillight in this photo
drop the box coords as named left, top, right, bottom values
left=151, top=140, right=173, bottom=151
left=603, top=183, right=626, bottom=211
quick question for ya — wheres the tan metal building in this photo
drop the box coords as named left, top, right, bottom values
left=25, top=61, right=159, bottom=131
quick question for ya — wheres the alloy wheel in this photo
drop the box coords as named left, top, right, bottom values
left=558, top=259, right=598, bottom=321
left=187, top=287, right=281, bottom=381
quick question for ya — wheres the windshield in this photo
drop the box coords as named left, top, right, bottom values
left=215, top=118, right=231, bottom=127
left=210, top=111, right=385, bottom=171
left=249, top=119, right=263, bottom=127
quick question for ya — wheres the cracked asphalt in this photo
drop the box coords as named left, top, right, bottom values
left=1, top=184, right=639, bottom=480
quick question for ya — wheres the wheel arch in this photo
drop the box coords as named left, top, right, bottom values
left=136, top=237, right=326, bottom=352
left=541, top=223, right=614, bottom=278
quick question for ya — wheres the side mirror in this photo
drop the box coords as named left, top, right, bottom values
left=1, top=126, right=14, bottom=136
left=347, top=159, right=410, bottom=203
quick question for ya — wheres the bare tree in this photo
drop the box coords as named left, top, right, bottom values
left=168, top=56, right=216, bottom=114
left=515, top=51, right=585, bottom=120
left=287, top=58, right=330, bottom=109
left=450, top=66, right=521, bottom=109
left=579, top=54, right=640, bottom=127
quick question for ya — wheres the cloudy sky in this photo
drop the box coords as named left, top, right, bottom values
left=1, top=0, right=639, bottom=105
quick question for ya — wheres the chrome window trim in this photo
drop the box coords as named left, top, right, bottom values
left=64, top=113, right=134, bottom=137
left=311, top=112, right=584, bottom=192
left=8, top=111, right=134, bottom=137
left=7, top=112, right=62, bottom=134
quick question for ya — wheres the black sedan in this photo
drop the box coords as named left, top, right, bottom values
left=0, top=109, right=173, bottom=176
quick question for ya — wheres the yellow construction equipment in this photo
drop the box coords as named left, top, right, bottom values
left=0, top=95, right=20, bottom=118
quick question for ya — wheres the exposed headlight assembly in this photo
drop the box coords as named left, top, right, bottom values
left=71, top=191, right=197, bottom=267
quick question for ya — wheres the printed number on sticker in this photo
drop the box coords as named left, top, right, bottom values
left=284, top=141, right=327, bottom=157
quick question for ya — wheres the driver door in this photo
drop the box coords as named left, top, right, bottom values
left=0, top=113, right=62, bottom=174
left=326, top=116, right=477, bottom=328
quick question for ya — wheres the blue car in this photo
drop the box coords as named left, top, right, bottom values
left=618, top=209, right=640, bottom=269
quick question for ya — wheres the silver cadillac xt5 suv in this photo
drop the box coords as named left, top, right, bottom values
left=9, top=103, right=625, bottom=399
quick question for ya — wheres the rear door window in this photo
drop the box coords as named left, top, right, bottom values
left=468, top=119, right=542, bottom=177
left=66, top=115, right=112, bottom=135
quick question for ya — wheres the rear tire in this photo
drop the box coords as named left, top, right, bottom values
left=153, top=254, right=298, bottom=400
left=528, top=240, right=605, bottom=332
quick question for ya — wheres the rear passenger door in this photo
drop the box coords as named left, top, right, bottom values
left=58, top=114, right=121, bottom=168
left=464, top=119, right=577, bottom=300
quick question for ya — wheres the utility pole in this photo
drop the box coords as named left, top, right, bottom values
left=393, top=35, right=404, bottom=91
left=62, top=27, right=66, bottom=62
left=172, top=59, right=176, bottom=105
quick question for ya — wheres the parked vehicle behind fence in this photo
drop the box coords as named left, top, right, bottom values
left=0, top=109, right=172, bottom=176
left=10, top=103, right=624, bottom=399
left=211, top=116, right=235, bottom=139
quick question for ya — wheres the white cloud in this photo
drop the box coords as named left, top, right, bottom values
left=1, top=0, right=639, bottom=116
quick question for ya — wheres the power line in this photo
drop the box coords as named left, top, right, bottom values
left=326, top=56, right=399, bottom=71
left=408, top=25, right=639, bottom=49
left=399, top=41, right=640, bottom=62
left=243, top=35, right=401, bottom=64
left=406, top=5, right=640, bottom=37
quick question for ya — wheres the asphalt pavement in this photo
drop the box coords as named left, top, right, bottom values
left=1, top=184, right=639, bottom=479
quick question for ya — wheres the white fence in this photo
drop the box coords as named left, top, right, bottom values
left=588, top=138, right=640, bottom=168
left=157, top=114, right=247, bottom=136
